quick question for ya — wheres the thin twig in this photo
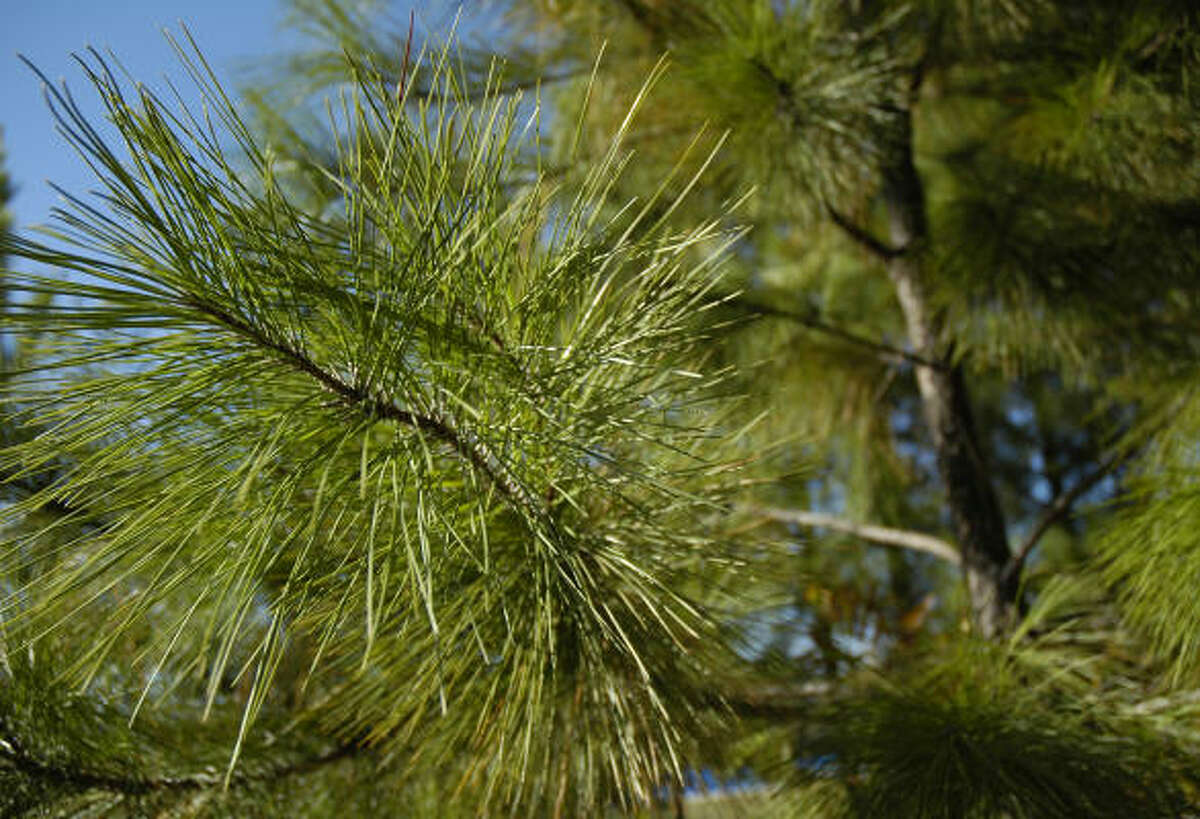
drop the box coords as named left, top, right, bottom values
left=742, top=505, right=960, bottom=565
left=1007, top=401, right=1184, bottom=581
left=825, top=203, right=905, bottom=261
left=707, top=679, right=834, bottom=720
left=723, top=294, right=944, bottom=370
left=1004, top=448, right=1133, bottom=581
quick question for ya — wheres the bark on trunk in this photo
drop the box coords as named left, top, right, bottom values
left=883, top=111, right=1018, bottom=637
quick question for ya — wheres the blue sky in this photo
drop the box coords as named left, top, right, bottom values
left=1, top=0, right=311, bottom=234
left=0, top=0, right=451, bottom=238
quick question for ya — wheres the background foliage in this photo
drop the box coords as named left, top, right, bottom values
left=3, top=1, right=1200, bottom=816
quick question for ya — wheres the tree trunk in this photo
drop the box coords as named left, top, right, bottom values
left=883, top=111, right=1018, bottom=638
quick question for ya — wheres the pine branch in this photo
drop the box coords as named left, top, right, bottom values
left=189, top=299, right=543, bottom=517
left=0, top=717, right=360, bottom=798
left=742, top=505, right=960, bottom=565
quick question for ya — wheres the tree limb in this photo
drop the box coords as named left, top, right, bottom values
left=878, top=107, right=1017, bottom=637
left=742, top=505, right=960, bottom=565
left=721, top=293, right=944, bottom=370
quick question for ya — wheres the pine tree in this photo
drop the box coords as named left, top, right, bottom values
left=448, top=0, right=1200, bottom=635
left=4, top=1, right=1200, bottom=816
